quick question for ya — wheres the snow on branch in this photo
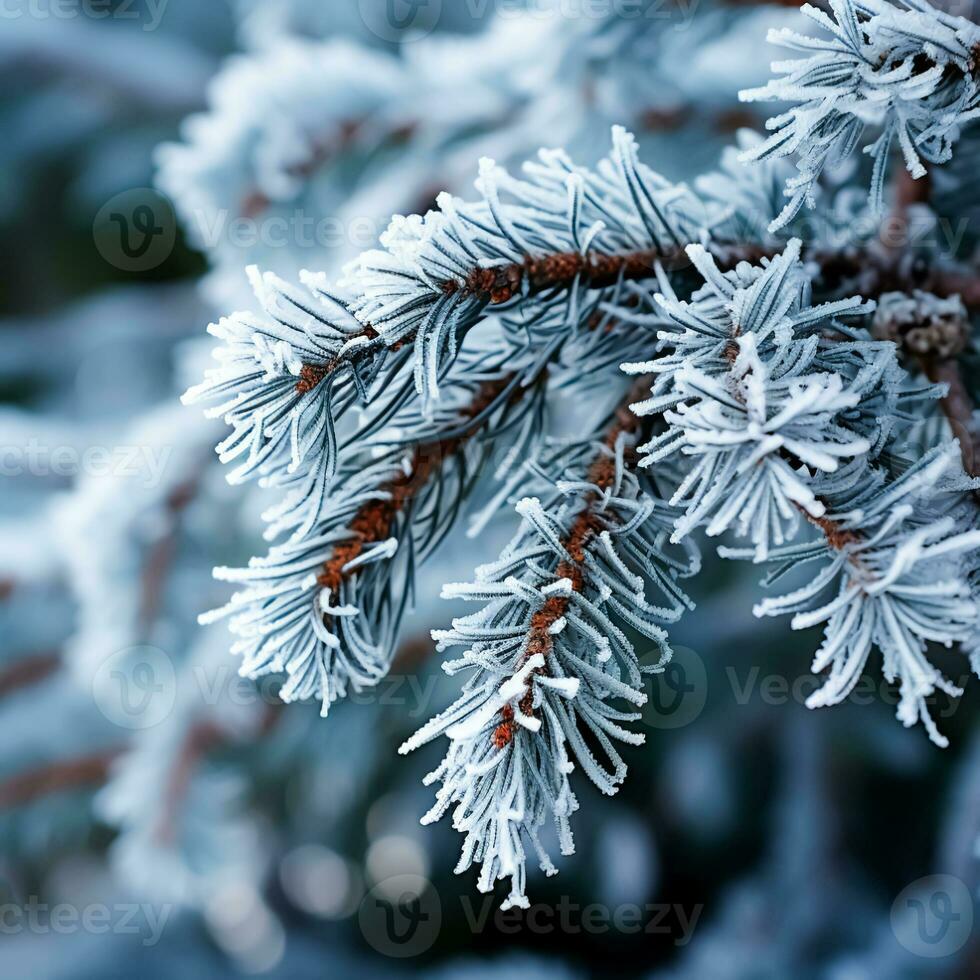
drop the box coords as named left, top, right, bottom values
left=740, top=0, right=980, bottom=229
left=183, top=116, right=980, bottom=909
left=341, top=126, right=709, bottom=402
left=622, top=240, right=902, bottom=559
left=201, top=363, right=543, bottom=716
left=731, top=445, right=980, bottom=747
left=401, top=386, right=699, bottom=908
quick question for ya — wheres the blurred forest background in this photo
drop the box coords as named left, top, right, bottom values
left=2, top=0, right=980, bottom=977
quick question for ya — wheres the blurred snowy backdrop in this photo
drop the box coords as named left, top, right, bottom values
left=2, top=0, right=980, bottom=977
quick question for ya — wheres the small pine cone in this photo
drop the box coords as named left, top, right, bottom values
left=872, top=290, right=972, bottom=360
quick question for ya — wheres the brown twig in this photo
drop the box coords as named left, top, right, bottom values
left=447, top=246, right=691, bottom=305
left=493, top=379, right=649, bottom=748
left=0, top=748, right=124, bottom=809
left=389, top=632, right=437, bottom=674
left=137, top=471, right=208, bottom=640
left=317, top=373, right=517, bottom=595
left=882, top=167, right=979, bottom=480
left=154, top=720, right=227, bottom=845
left=240, top=119, right=416, bottom=219
left=923, top=357, right=979, bottom=479
left=0, top=652, right=61, bottom=700
left=155, top=706, right=282, bottom=845
left=294, top=233, right=979, bottom=403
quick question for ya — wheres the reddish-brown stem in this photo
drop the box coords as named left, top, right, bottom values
left=295, top=236, right=979, bottom=397
left=810, top=245, right=980, bottom=309
left=294, top=325, right=387, bottom=394
left=492, top=379, right=649, bottom=749
left=241, top=120, right=417, bottom=219
left=0, top=748, right=124, bottom=809
left=390, top=632, right=438, bottom=674
left=154, top=720, right=227, bottom=845
left=923, top=357, right=979, bottom=479
left=0, top=652, right=61, bottom=700
left=454, top=241, right=980, bottom=311
left=138, top=473, right=207, bottom=640
left=317, top=374, right=517, bottom=594
left=155, top=706, right=282, bottom=845
left=795, top=504, right=863, bottom=552
left=449, top=247, right=692, bottom=305
left=880, top=169, right=979, bottom=480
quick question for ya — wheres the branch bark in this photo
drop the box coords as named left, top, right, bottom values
left=493, top=377, right=650, bottom=748
left=0, top=748, right=124, bottom=809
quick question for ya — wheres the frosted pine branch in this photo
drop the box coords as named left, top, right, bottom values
left=401, top=389, right=697, bottom=908
left=623, top=240, right=904, bottom=559
left=729, top=444, right=980, bottom=747
left=183, top=110, right=980, bottom=912
left=200, top=365, right=542, bottom=715
left=740, top=0, right=980, bottom=229
left=182, top=265, right=398, bottom=510
left=341, top=126, right=711, bottom=403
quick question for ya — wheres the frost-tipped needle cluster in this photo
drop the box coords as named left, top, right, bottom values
left=399, top=416, right=698, bottom=908
left=732, top=446, right=980, bottom=747
left=624, top=240, right=894, bottom=558
left=740, top=0, right=980, bottom=228
left=199, top=363, right=542, bottom=715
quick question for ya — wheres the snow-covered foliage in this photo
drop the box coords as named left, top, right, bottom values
left=732, top=445, right=980, bottom=746
left=201, top=361, right=543, bottom=715
left=183, top=0, right=980, bottom=903
left=741, top=0, right=980, bottom=228
left=6, top=0, right=980, bottom=972
left=400, top=421, right=697, bottom=908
